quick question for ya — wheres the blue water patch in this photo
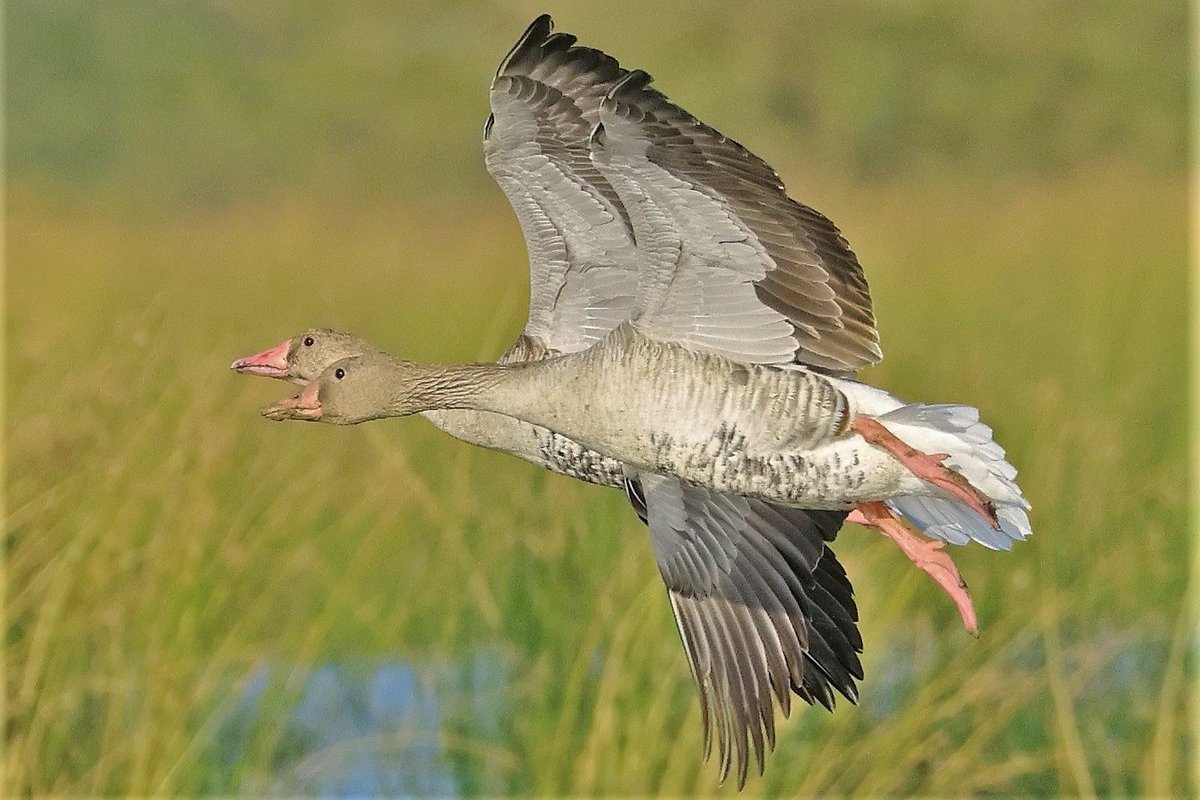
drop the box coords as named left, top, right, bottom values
left=209, top=652, right=512, bottom=797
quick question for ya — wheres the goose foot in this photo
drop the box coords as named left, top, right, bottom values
left=849, top=501, right=979, bottom=636
left=851, top=416, right=999, bottom=529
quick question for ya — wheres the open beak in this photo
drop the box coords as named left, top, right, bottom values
left=262, top=382, right=322, bottom=422
left=231, top=339, right=291, bottom=378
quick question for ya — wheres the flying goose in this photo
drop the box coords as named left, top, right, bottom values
left=238, top=14, right=1030, bottom=786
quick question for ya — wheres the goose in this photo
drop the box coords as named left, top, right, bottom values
left=237, top=14, right=1030, bottom=785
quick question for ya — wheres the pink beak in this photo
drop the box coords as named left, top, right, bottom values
left=262, top=382, right=322, bottom=422
left=231, top=339, right=291, bottom=378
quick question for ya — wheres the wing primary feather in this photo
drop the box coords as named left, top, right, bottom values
left=495, top=14, right=554, bottom=79
left=605, top=68, right=656, bottom=104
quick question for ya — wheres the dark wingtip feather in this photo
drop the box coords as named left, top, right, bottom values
left=541, top=30, right=578, bottom=53
left=496, top=14, right=555, bottom=79
left=623, top=477, right=648, bottom=524
left=612, top=69, right=654, bottom=97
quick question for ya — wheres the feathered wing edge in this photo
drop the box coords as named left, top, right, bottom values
left=591, top=66, right=882, bottom=372
left=631, top=476, right=862, bottom=787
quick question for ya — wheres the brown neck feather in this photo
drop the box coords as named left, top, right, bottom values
left=382, top=361, right=517, bottom=416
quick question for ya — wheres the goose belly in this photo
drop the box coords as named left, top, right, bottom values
left=664, top=432, right=928, bottom=509
left=422, top=409, right=627, bottom=488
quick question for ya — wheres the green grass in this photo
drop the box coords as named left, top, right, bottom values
left=7, top=1, right=1186, bottom=209
left=5, top=2, right=1192, bottom=796
left=7, top=167, right=1189, bottom=795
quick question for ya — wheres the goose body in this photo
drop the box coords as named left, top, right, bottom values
left=416, top=330, right=1025, bottom=549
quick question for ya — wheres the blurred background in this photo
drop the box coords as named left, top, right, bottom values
left=6, top=1, right=1191, bottom=795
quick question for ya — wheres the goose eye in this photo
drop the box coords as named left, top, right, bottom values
left=303, top=336, right=315, bottom=347
left=334, top=368, right=345, bottom=380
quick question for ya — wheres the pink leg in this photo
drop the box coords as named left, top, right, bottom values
left=849, top=502, right=979, bottom=636
left=851, top=416, right=999, bottom=529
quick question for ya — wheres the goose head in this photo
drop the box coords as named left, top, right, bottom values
left=261, top=354, right=433, bottom=425
left=231, top=328, right=380, bottom=384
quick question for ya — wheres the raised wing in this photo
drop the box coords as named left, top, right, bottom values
left=590, top=69, right=881, bottom=372
left=632, top=475, right=862, bottom=787
left=485, top=15, right=638, bottom=355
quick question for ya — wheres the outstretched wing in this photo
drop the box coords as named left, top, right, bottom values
left=590, top=69, right=881, bottom=372
left=485, top=15, right=638, bottom=356
left=633, top=475, right=862, bottom=788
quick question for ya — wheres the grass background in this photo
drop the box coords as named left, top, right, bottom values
left=6, top=1, right=1192, bottom=795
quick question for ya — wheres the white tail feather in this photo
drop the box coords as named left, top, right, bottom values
left=879, top=403, right=1031, bottom=549
left=831, top=378, right=1032, bottom=549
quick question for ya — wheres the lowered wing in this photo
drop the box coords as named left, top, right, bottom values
left=634, top=474, right=862, bottom=787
